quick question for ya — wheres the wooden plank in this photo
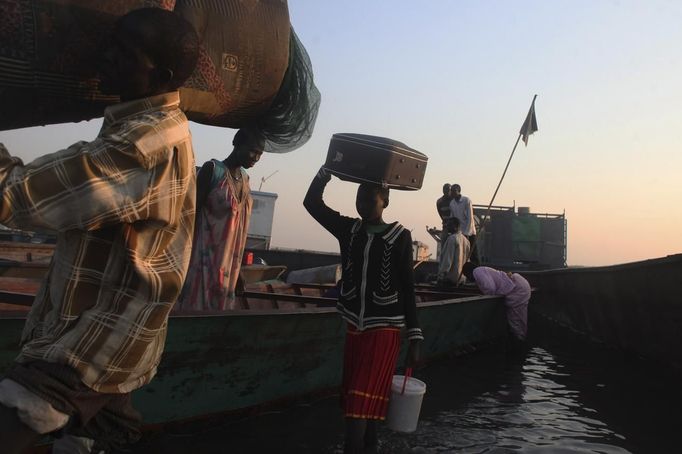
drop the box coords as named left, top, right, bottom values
left=416, top=290, right=481, bottom=300
left=0, top=291, right=34, bottom=307
left=0, top=277, right=42, bottom=294
left=243, top=291, right=336, bottom=306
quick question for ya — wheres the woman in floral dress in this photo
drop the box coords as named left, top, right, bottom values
left=176, top=128, right=264, bottom=311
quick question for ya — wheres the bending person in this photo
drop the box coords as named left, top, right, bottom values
left=462, top=263, right=531, bottom=341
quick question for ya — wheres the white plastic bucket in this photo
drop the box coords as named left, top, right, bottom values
left=385, top=375, right=426, bottom=433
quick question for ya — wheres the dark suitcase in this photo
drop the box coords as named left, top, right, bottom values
left=324, top=133, right=428, bottom=190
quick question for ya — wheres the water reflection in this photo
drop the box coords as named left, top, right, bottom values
left=380, top=347, right=631, bottom=453
left=135, top=334, right=681, bottom=453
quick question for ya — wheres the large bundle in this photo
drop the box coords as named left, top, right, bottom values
left=0, top=0, right=319, bottom=152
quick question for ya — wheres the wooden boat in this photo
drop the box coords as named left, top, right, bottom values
left=0, top=240, right=52, bottom=279
left=524, top=253, right=682, bottom=373
left=0, top=279, right=507, bottom=425
left=0, top=241, right=444, bottom=283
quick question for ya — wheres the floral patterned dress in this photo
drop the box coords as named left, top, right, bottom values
left=176, top=160, right=252, bottom=311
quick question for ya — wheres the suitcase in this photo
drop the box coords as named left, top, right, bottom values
left=324, top=133, right=428, bottom=190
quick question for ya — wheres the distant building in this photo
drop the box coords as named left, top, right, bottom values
left=246, top=191, right=278, bottom=250
left=412, top=241, right=430, bottom=262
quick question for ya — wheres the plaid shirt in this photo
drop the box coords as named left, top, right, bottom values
left=0, top=92, right=195, bottom=393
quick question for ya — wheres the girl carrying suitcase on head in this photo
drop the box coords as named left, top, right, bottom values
left=304, top=166, right=423, bottom=454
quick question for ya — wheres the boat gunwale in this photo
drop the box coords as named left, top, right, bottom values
left=159, top=294, right=503, bottom=318
left=523, top=253, right=682, bottom=275
left=0, top=294, right=503, bottom=320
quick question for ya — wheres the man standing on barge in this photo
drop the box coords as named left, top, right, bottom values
left=449, top=184, right=478, bottom=263
left=435, top=183, right=452, bottom=250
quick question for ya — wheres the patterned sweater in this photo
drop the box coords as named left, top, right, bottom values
left=304, top=169, right=423, bottom=340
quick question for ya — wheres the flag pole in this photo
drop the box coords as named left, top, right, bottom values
left=478, top=94, right=537, bottom=234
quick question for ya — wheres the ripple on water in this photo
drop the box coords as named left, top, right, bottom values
left=378, top=346, right=633, bottom=453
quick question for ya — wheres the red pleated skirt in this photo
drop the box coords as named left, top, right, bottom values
left=342, top=325, right=401, bottom=420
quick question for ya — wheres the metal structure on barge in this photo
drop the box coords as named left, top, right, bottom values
left=473, top=204, right=567, bottom=270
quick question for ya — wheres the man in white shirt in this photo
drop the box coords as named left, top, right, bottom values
left=449, top=184, right=478, bottom=263
left=437, top=218, right=471, bottom=286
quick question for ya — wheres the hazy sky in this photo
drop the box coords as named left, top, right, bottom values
left=1, top=0, right=681, bottom=266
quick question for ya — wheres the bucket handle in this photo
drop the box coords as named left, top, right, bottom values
left=401, top=367, right=413, bottom=395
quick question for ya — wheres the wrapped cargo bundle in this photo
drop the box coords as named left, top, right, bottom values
left=0, top=0, right=169, bottom=127
left=0, top=0, right=319, bottom=152
left=324, top=133, right=428, bottom=191
left=254, top=28, right=320, bottom=153
left=176, top=1, right=319, bottom=152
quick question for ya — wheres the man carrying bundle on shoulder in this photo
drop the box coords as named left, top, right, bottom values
left=0, top=8, right=199, bottom=453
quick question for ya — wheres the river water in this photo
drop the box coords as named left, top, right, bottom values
left=135, top=324, right=682, bottom=453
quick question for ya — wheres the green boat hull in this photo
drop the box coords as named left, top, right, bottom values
left=1, top=295, right=506, bottom=425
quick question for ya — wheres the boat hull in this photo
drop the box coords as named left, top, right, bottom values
left=524, top=253, right=682, bottom=372
left=0, top=295, right=506, bottom=425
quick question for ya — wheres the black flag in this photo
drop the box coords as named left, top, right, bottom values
left=520, top=95, right=538, bottom=146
